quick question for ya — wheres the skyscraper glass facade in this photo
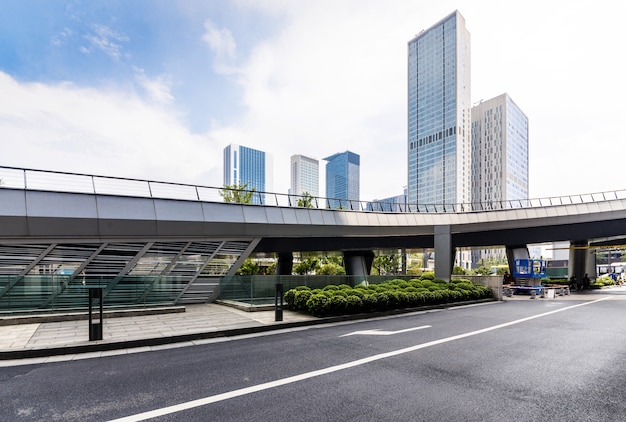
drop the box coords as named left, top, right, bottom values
left=324, top=151, right=360, bottom=209
left=290, top=154, right=319, bottom=197
left=223, top=144, right=272, bottom=204
left=407, top=10, right=471, bottom=209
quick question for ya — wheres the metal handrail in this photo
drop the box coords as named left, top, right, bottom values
left=1, top=165, right=626, bottom=214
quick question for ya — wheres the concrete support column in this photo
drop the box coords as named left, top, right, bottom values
left=569, top=240, right=588, bottom=281
left=276, top=252, right=293, bottom=275
left=586, top=248, right=596, bottom=280
left=344, top=251, right=375, bottom=278
left=434, top=225, right=454, bottom=282
left=505, top=245, right=530, bottom=274
left=401, top=248, right=407, bottom=275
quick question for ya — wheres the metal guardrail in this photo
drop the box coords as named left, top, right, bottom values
left=1, top=166, right=626, bottom=213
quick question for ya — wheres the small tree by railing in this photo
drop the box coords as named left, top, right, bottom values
left=219, top=182, right=256, bottom=204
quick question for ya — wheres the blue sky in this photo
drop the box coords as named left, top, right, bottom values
left=1, top=0, right=624, bottom=201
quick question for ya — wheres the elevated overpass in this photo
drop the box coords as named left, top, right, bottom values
left=1, top=167, right=625, bottom=314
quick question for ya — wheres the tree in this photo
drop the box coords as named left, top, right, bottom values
left=220, top=182, right=256, bottom=204
left=296, top=192, right=315, bottom=208
left=317, top=262, right=346, bottom=275
left=452, top=265, right=466, bottom=275
left=236, top=258, right=261, bottom=275
left=265, top=261, right=277, bottom=275
left=294, top=258, right=319, bottom=275
left=372, top=253, right=400, bottom=275
left=474, top=265, right=492, bottom=276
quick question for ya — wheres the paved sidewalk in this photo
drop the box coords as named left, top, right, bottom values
left=502, top=284, right=626, bottom=301
left=0, top=302, right=316, bottom=365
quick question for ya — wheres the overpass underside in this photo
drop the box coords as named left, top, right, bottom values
left=0, top=240, right=258, bottom=315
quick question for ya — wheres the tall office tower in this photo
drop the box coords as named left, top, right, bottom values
left=290, top=154, right=320, bottom=197
left=470, top=93, right=529, bottom=267
left=407, top=10, right=471, bottom=210
left=223, top=143, right=273, bottom=203
left=324, top=151, right=360, bottom=209
left=470, top=93, right=528, bottom=205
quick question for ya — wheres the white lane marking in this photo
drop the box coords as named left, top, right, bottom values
left=108, top=297, right=609, bottom=422
left=339, top=325, right=431, bottom=337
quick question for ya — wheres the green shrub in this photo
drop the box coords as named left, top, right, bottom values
left=349, top=289, right=365, bottom=299
left=293, top=289, right=313, bottom=311
left=284, top=286, right=310, bottom=309
left=362, top=294, right=378, bottom=311
left=345, top=295, right=363, bottom=313
left=306, top=294, right=330, bottom=316
left=448, top=290, right=464, bottom=301
left=328, top=295, right=348, bottom=315
left=288, top=279, right=492, bottom=316
left=420, top=272, right=435, bottom=281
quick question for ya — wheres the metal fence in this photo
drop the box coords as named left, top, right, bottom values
left=2, top=165, right=626, bottom=213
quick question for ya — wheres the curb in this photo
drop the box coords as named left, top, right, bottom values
left=0, top=299, right=496, bottom=360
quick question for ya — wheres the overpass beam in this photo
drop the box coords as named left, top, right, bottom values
left=276, top=252, right=293, bottom=275
left=344, top=251, right=375, bottom=279
left=434, top=225, right=454, bottom=282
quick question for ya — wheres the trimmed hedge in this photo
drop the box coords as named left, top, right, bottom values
left=284, top=277, right=493, bottom=317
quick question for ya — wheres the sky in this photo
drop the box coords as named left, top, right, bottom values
left=1, top=0, right=624, bottom=202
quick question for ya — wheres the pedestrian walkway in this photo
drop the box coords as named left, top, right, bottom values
left=0, top=302, right=316, bottom=366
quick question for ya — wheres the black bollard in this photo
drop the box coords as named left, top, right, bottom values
left=88, top=287, right=103, bottom=341
left=275, top=283, right=284, bottom=321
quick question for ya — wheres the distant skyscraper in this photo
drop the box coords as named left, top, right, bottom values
left=471, top=93, right=529, bottom=204
left=290, top=154, right=319, bottom=197
left=407, top=10, right=471, bottom=209
left=223, top=144, right=273, bottom=203
left=324, top=151, right=360, bottom=209
left=368, top=188, right=407, bottom=212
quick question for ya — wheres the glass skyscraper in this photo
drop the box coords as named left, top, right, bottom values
left=223, top=143, right=273, bottom=203
left=324, top=151, right=359, bottom=209
left=290, top=154, right=319, bottom=197
left=407, top=10, right=471, bottom=210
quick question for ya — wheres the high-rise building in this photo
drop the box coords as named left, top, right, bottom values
left=223, top=144, right=273, bottom=203
left=407, top=10, right=471, bottom=210
left=470, top=93, right=529, bottom=267
left=368, top=188, right=407, bottom=212
left=290, top=154, right=319, bottom=197
left=471, top=93, right=529, bottom=205
left=324, top=151, right=359, bottom=209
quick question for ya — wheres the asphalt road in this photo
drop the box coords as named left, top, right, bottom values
left=2, top=298, right=626, bottom=422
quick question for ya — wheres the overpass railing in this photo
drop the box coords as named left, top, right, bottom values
left=2, top=166, right=626, bottom=213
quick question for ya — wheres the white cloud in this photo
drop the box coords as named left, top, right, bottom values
left=134, top=67, right=175, bottom=105
left=0, top=72, right=221, bottom=186
left=202, top=20, right=237, bottom=73
left=82, top=23, right=129, bottom=61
